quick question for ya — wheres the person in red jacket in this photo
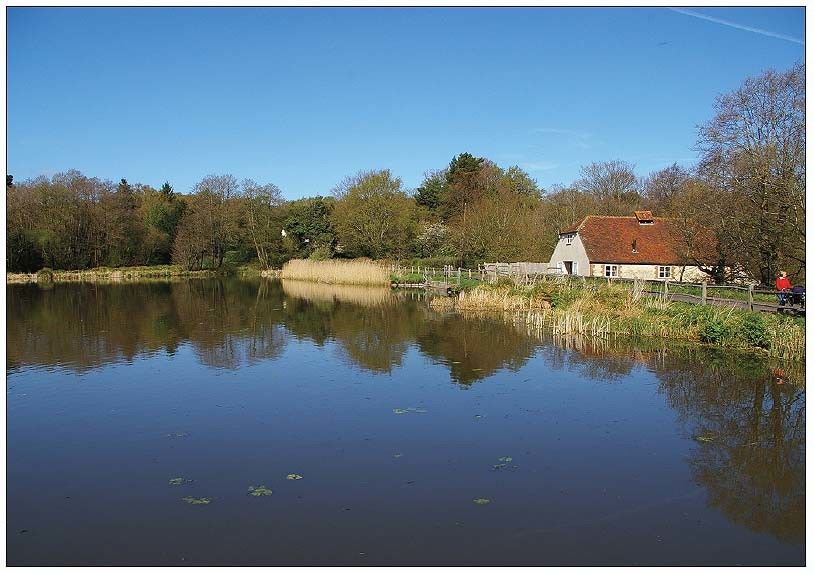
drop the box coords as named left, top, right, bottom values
left=776, top=271, right=792, bottom=305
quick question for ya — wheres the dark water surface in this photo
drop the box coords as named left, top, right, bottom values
left=7, top=279, right=805, bottom=565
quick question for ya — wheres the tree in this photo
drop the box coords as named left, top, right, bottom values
left=698, top=63, right=805, bottom=285
left=574, top=160, right=641, bottom=214
left=440, top=152, right=487, bottom=221
left=240, top=178, right=285, bottom=269
left=643, top=163, right=690, bottom=213
left=282, top=196, right=336, bottom=258
left=190, top=174, right=240, bottom=268
left=331, top=170, right=418, bottom=259
left=414, top=169, right=446, bottom=213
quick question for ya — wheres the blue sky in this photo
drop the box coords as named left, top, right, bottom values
left=7, top=7, right=804, bottom=199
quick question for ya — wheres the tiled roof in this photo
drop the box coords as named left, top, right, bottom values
left=560, top=215, right=716, bottom=265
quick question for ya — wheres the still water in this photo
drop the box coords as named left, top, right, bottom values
left=7, top=279, right=805, bottom=565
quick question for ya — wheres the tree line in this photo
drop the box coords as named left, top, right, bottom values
left=6, top=63, right=804, bottom=285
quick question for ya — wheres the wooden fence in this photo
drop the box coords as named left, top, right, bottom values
left=389, top=263, right=803, bottom=315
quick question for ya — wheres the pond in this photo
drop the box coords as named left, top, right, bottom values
left=6, top=278, right=805, bottom=565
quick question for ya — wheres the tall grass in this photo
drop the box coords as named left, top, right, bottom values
left=280, top=259, right=390, bottom=286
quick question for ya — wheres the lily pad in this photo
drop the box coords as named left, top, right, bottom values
left=168, top=477, right=193, bottom=486
left=472, top=497, right=491, bottom=505
left=247, top=485, right=273, bottom=497
left=286, top=474, right=303, bottom=481
left=694, top=435, right=715, bottom=444
left=181, top=496, right=211, bottom=505
left=393, top=407, right=427, bottom=415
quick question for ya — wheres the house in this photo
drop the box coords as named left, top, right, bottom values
left=548, top=211, right=714, bottom=281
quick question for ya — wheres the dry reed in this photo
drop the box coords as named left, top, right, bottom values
left=280, top=259, right=390, bottom=286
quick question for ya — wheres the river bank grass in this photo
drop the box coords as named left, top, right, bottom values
left=432, top=281, right=805, bottom=361
left=7, top=264, right=262, bottom=284
left=280, top=259, right=390, bottom=286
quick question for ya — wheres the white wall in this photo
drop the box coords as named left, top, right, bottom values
left=588, top=263, right=709, bottom=282
left=548, top=234, right=591, bottom=276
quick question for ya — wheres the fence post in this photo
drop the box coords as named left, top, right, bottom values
left=701, top=282, right=707, bottom=305
left=748, top=284, right=754, bottom=312
left=457, top=267, right=462, bottom=285
left=663, top=279, right=669, bottom=300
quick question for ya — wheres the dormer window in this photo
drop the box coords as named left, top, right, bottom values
left=634, top=210, right=654, bottom=225
left=565, top=234, right=574, bottom=245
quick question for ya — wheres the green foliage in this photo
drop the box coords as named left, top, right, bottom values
left=414, top=170, right=446, bottom=212
left=283, top=196, right=336, bottom=258
left=736, top=313, right=770, bottom=348
left=331, top=170, right=418, bottom=259
left=698, top=317, right=731, bottom=344
left=36, top=267, right=54, bottom=283
left=309, top=244, right=333, bottom=260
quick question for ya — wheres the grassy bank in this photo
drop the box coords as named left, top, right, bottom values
left=281, top=259, right=390, bottom=286
left=7, top=264, right=262, bottom=284
left=432, top=280, right=805, bottom=361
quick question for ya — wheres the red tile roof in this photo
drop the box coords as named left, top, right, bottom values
left=560, top=215, right=716, bottom=265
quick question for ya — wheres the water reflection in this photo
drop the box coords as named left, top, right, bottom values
left=655, top=349, right=805, bottom=544
left=6, top=278, right=805, bottom=554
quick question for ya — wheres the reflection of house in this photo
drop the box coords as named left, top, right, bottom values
left=549, top=211, right=714, bottom=281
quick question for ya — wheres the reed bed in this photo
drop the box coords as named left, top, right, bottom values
left=438, top=281, right=805, bottom=361
left=280, top=259, right=390, bottom=286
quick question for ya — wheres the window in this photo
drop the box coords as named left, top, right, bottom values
left=604, top=265, right=618, bottom=278
left=658, top=266, right=671, bottom=279
left=565, top=234, right=574, bottom=245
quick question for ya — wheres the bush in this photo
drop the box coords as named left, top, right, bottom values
left=36, top=267, right=55, bottom=283
left=309, top=244, right=333, bottom=261
left=698, top=316, right=731, bottom=344
left=737, top=313, right=770, bottom=348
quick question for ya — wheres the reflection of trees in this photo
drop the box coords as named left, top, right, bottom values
left=414, top=313, right=539, bottom=385
left=280, top=280, right=421, bottom=373
left=654, top=349, right=805, bottom=544
left=7, top=279, right=288, bottom=372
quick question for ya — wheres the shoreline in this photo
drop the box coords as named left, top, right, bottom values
left=430, top=283, right=805, bottom=362
left=7, top=264, right=273, bottom=284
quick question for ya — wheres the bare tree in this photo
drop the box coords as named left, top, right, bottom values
left=574, top=160, right=641, bottom=214
left=241, top=179, right=284, bottom=270
left=698, top=63, right=805, bottom=284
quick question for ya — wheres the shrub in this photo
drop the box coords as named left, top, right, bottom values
left=737, top=313, right=770, bottom=348
left=309, top=244, right=333, bottom=261
left=36, top=267, right=55, bottom=283
left=698, top=315, right=731, bottom=344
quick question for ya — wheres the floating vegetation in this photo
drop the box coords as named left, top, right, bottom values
left=393, top=407, right=428, bottom=415
left=181, top=496, right=211, bottom=505
left=694, top=435, right=715, bottom=444
left=498, top=456, right=513, bottom=463
left=473, top=498, right=491, bottom=505
left=168, top=477, right=193, bottom=486
left=286, top=474, right=303, bottom=481
left=393, top=453, right=403, bottom=459
left=247, top=485, right=273, bottom=497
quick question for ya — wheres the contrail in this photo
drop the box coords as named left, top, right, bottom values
left=669, top=7, right=804, bottom=45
